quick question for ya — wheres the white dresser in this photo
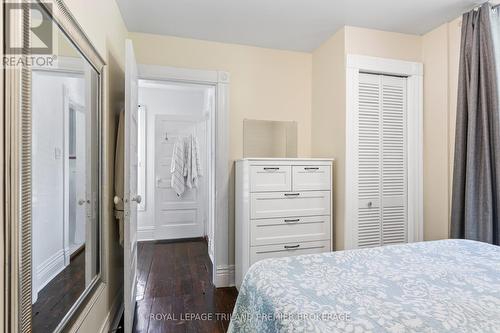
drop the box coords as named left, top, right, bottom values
left=235, top=158, right=334, bottom=289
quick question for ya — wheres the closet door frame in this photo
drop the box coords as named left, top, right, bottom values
left=345, top=54, right=423, bottom=250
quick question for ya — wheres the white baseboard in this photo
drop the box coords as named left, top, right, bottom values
left=34, top=249, right=66, bottom=300
left=64, top=247, right=71, bottom=266
left=99, top=288, right=123, bottom=333
left=214, top=265, right=235, bottom=288
left=208, top=249, right=214, bottom=267
left=138, top=226, right=155, bottom=241
left=64, top=243, right=84, bottom=266
left=69, top=242, right=84, bottom=255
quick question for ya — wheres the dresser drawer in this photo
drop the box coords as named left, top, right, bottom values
left=250, top=191, right=331, bottom=219
left=250, top=240, right=331, bottom=264
left=251, top=216, right=331, bottom=246
left=292, top=165, right=331, bottom=191
left=250, top=165, right=291, bottom=192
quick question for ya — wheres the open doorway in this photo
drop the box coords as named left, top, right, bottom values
left=67, top=99, right=87, bottom=258
left=136, top=80, right=216, bottom=261
left=132, top=78, right=237, bottom=330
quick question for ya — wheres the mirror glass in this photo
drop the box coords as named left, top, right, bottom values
left=243, top=119, right=298, bottom=158
left=30, top=7, right=100, bottom=332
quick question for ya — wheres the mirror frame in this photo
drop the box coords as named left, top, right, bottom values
left=3, top=1, right=106, bottom=332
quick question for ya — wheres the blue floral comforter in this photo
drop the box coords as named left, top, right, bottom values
left=228, top=240, right=500, bottom=333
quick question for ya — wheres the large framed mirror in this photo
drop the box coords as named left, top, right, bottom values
left=3, top=1, right=105, bottom=332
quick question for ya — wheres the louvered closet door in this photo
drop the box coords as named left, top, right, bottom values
left=357, top=74, right=382, bottom=248
left=381, top=76, right=407, bottom=245
left=356, top=73, right=407, bottom=248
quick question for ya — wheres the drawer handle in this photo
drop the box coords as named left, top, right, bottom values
left=284, top=193, right=300, bottom=197
left=304, top=167, right=320, bottom=171
left=284, top=219, right=300, bottom=223
left=284, top=244, right=300, bottom=249
left=263, top=167, right=280, bottom=171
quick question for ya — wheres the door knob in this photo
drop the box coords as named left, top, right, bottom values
left=368, top=201, right=373, bottom=208
left=78, top=199, right=86, bottom=206
left=114, top=196, right=122, bottom=205
left=132, top=195, right=142, bottom=204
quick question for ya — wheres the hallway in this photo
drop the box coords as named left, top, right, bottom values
left=133, top=239, right=238, bottom=332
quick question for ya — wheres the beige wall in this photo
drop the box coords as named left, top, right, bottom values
left=130, top=33, right=312, bottom=158
left=129, top=32, right=312, bottom=265
left=421, top=18, right=462, bottom=240
left=345, top=26, right=423, bottom=62
left=422, top=24, right=450, bottom=241
left=62, top=0, right=128, bottom=332
left=311, top=29, right=346, bottom=249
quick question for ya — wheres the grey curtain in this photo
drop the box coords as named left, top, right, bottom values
left=451, top=4, right=500, bottom=245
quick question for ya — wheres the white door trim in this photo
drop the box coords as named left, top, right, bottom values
left=345, top=54, right=424, bottom=250
left=62, top=88, right=87, bottom=265
left=63, top=86, right=71, bottom=268
left=138, top=64, right=230, bottom=287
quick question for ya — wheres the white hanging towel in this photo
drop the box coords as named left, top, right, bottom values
left=170, top=138, right=186, bottom=196
left=191, top=134, right=203, bottom=187
left=184, top=135, right=193, bottom=188
left=184, top=134, right=203, bottom=189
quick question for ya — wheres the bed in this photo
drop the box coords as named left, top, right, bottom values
left=228, top=240, right=500, bottom=333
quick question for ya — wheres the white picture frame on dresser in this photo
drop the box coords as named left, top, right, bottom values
left=235, top=158, right=334, bottom=289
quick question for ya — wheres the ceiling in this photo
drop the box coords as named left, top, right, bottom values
left=116, top=0, right=484, bottom=52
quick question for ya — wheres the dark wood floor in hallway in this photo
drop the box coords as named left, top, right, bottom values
left=32, top=249, right=85, bottom=333
left=133, top=239, right=238, bottom=333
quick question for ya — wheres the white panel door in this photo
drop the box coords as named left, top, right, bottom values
left=124, top=39, right=139, bottom=333
left=155, top=115, right=204, bottom=239
left=356, top=73, right=407, bottom=248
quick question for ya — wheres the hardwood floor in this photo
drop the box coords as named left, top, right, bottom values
left=133, top=239, right=238, bottom=333
left=32, top=249, right=85, bottom=333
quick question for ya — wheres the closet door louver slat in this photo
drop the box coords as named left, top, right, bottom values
left=356, top=73, right=407, bottom=249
